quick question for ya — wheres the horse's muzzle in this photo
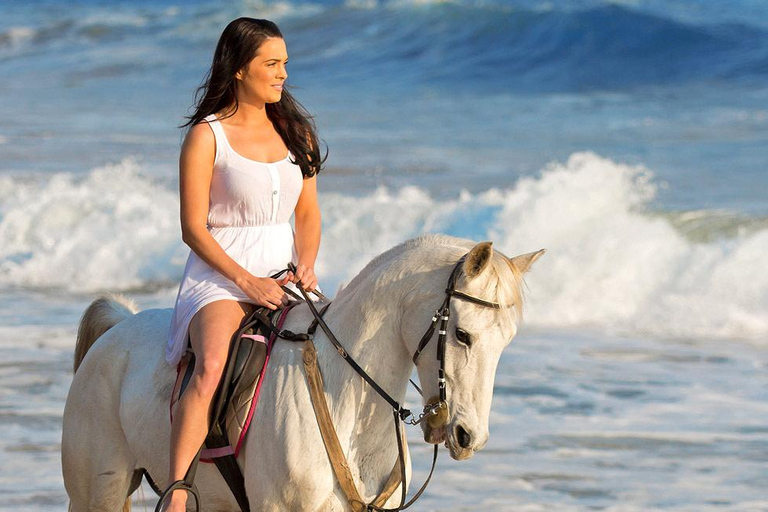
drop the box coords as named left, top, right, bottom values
left=423, top=424, right=446, bottom=444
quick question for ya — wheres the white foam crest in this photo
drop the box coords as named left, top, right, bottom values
left=380, top=0, right=515, bottom=10
left=0, top=159, right=185, bottom=292
left=318, top=185, right=438, bottom=287
left=320, top=152, right=768, bottom=340
left=0, top=26, right=36, bottom=48
left=78, top=12, right=150, bottom=28
left=317, top=184, right=518, bottom=287
left=385, top=0, right=460, bottom=6
left=2, top=152, right=766, bottom=340
left=491, top=152, right=768, bottom=340
left=345, top=0, right=379, bottom=9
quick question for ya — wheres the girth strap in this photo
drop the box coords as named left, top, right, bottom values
left=301, top=338, right=403, bottom=511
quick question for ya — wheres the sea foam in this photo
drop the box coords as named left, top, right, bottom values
left=0, top=158, right=183, bottom=292
left=1, top=152, right=766, bottom=340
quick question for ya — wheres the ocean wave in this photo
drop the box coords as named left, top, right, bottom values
left=2, top=153, right=767, bottom=341
left=3, top=1, right=767, bottom=90
left=264, top=0, right=768, bottom=89
left=487, top=152, right=768, bottom=340
left=0, top=6, right=180, bottom=59
left=317, top=153, right=768, bottom=340
left=301, top=2, right=768, bottom=90
left=0, top=159, right=184, bottom=292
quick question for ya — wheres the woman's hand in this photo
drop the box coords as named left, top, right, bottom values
left=290, top=263, right=318, bottom=293
left=235, top=273, right=290, bottom=310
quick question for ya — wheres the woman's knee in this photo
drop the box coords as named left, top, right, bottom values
left=192, top=351, right=227, bottom=397
left=187, top=300, right=252, bottom=397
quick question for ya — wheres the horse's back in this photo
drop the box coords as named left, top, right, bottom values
left=64, top=302, right=362, bottom=510
left=116, top=307, right=177, bottom=398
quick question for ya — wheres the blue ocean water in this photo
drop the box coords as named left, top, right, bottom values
left=1, top=0, right=767, bottom=510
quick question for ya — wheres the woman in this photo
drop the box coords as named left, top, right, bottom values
left=163, top=18, right=325, bottom=511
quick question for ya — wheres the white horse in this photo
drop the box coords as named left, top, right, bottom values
left=62, top=234, right=544, bottom=511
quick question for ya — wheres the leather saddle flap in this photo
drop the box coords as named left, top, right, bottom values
left=171, top=305, right=291, bottom=461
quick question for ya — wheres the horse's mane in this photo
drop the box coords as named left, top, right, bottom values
left=336, top=234, right=525, bottom=332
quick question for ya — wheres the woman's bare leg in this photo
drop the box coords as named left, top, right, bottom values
left=163, top=300, right=255, bottom=512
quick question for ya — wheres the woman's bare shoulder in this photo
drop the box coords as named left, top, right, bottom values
left=181, top=121, right=216, bottom=157
left=185, top=121, right=215, bottom=146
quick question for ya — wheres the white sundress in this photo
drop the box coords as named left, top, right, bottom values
left=166, top=113, right=305, bottom=366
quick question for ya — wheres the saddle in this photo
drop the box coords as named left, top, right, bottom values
left=168, top=303, right=295, bottom=511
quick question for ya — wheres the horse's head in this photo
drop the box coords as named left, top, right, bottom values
left=403, top=240, right=544, bottom=461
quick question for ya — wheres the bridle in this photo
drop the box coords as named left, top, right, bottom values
left=409, top=254, right=513, bottom=421
left=285, top=252, right=515, bottom=511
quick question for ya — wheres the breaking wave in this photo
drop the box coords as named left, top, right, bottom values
left=2, top=152, right=767, bottom=340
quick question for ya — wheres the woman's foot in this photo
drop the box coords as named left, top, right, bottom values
left=160, top=488, right=188, bottom=512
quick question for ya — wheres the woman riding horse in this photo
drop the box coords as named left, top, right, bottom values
left=163, top=17, right=324, bottom=511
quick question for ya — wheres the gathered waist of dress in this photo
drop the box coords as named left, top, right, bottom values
left=208, top=222, right=292, bottom=230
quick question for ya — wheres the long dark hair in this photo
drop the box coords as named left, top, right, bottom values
left=182, top=17, right=326, bottom=178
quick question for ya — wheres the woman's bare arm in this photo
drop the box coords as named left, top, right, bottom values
left=292, top=173, right=321, bottom=291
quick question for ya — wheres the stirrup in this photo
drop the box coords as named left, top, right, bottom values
left=154, top=479, right=201, bottom=512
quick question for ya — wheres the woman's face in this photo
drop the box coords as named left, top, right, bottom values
left=235, top=37, right=288, bottom=104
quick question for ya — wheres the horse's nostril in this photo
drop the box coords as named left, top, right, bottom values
left=456, top=425, right=472, bottom=449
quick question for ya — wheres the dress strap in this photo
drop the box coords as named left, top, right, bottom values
left=202, top=114, right=229, bottom=164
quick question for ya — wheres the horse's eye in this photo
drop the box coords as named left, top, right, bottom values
left=455, top=327, right=472, bottom=346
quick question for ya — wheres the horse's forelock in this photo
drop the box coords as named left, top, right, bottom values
left=458, top=251, right=524, bottom=335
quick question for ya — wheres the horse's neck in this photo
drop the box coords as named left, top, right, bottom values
left=315, top=281, right=412, bottom=424
left=313, top=262, right=414, bottom=480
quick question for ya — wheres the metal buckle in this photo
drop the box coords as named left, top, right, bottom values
left=404, top=401, right=446, bottom=426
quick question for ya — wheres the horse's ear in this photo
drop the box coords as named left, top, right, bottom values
left=508, top=249, right=546, bottom=274
left=463, top=241, right=494, bottom=278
